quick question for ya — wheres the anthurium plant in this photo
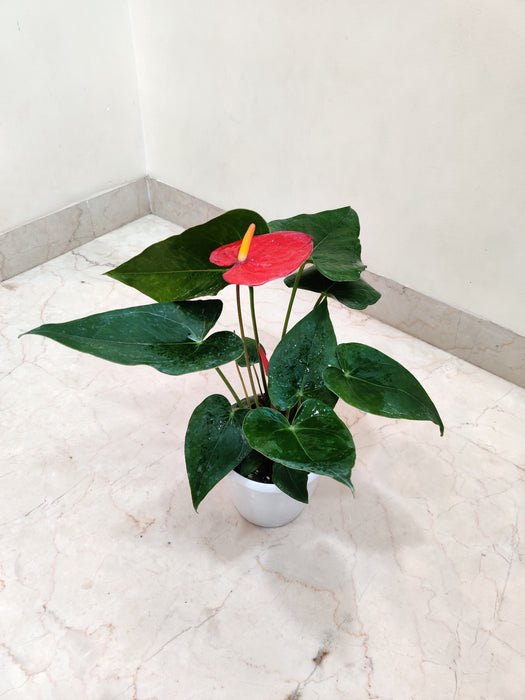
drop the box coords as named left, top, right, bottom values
left=24, top=207, right=443, bottom=510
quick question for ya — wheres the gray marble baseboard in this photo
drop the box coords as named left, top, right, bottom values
left=361, top=272, right=525, bottom=388
left=147, top=177, right=224, bottom=228
left=0, top=178, right=149, bottom=282
left=2, top=176, right=523, bottom=387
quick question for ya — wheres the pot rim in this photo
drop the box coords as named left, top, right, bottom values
left=228, top=469, right=319, bottom=493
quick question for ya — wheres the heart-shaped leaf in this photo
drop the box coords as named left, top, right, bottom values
left=185, top=395, right=252, bottom=509
left=269, top=207, right=364, bottom=281
left=23, top=301, right=244, bottom=375
left=268, top=300, right=337, bottom=410
left=235, top=450, right=268, bottom=477
left=285, top=267, right=381, bottom=310
left=243, top=399, right=355, bottom=489
left=272, top=463, right=309, bottom=503
left=107, top=209, right=269, bottom=301
left=324, top=343, right=444, bottom=434
left=163, top=331, right=244, bottom=375
left=235, top=338, right=266, bottom=368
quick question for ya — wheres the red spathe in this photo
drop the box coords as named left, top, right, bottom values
left=210, top=231, right=313, bottom=286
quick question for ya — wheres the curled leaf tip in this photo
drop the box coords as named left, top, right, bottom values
left=238, top=223, right=256, bottom=262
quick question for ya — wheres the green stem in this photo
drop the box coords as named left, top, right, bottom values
left=235, top=362, right=251, bottom=408
left=249, top=286, right=268, bottom=397
left=281, top=261, right=307, bottom=339
left=314, top=292, right=327, bottom=308
left=236, top=285, right=259, bottom=407
left=254, top=366, right=263, bottom=397
left=215, top=367, right=243, bottom=408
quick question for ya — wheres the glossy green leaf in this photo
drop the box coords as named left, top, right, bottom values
left=269, top=206, right=364, bottom=282
left=235, top=450, right=268, bottom=477
left=268, top=301, right=337, bottom=410
left=162, top=331, right=245, bottom=375
left=23, top=301, right=244, bottom=375
left=324, top=343, right=444, bottom=434
left=243, top=399, right=355, bottom=488
left=284, top=267, right=381, bottom=310
left=235, top=338, right=265, bottom=368
left=272, top=463, right=309, bottom=503
left=185, top=395, right=252, bottom=509
left=106, top=209, right=270, bottom=301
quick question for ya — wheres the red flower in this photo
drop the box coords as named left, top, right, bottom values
left=209, top=226, right=313, bottom=286
left=258, top=345, right=269, bottom=374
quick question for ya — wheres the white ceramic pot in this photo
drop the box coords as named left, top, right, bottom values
left=227, top=470, right=320, bottom=527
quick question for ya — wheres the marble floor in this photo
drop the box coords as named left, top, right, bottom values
left=1, top=215, right=524, bottom=699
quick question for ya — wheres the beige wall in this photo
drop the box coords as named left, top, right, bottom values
left=1, top=0, right=145, bottom=234
left=2, top=1, right=523, bottom=336
left=130, top=0, right=525, bottom=336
